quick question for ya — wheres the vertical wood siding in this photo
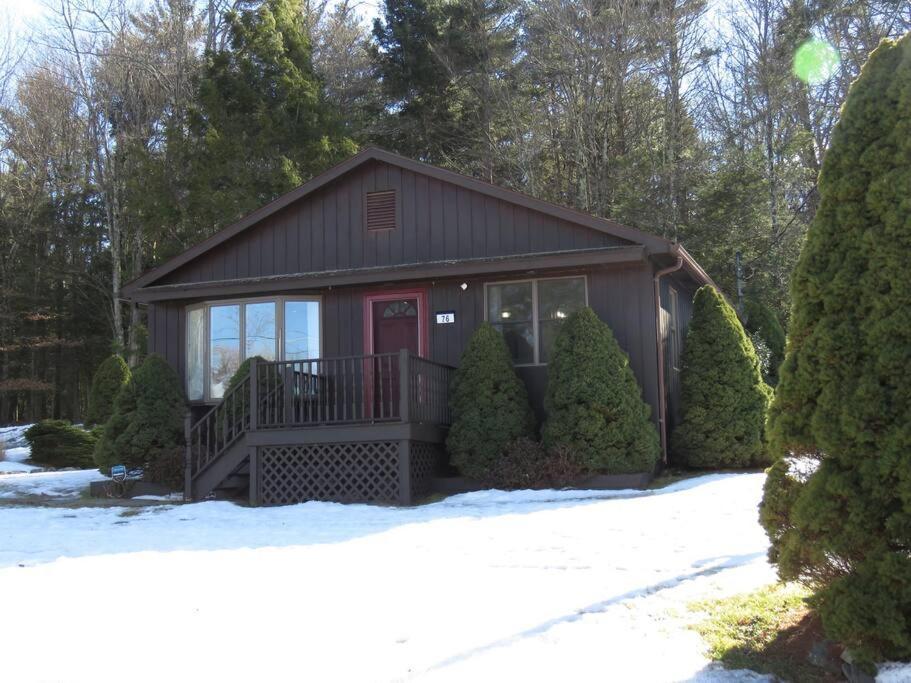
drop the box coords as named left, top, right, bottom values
left=158, top=160, right=629, bottom=286
left=147, top=265, right=661, bottom=427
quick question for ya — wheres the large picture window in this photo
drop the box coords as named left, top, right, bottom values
left=485, top=276, right=587, bottom=365
left=186, top=297, right=320, bottom=401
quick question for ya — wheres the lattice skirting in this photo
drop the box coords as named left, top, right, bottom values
left=257, top=440, right=445, bottom=506
left=409, top=441, right=444, bottom=500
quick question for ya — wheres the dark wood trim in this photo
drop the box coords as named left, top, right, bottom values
left=245, top=422, right=447, bottom=446
left=129, top=246, right=648, bottom=302
left=124, top=147, right=674, bottom=295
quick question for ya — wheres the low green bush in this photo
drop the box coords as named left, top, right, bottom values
left=447, top=323, right=537, bottom=481
left=484, top=437, right=580, bottom=490
left=25, top=420, right=97, bottom=468
left=542, top=307, right=660, bottom=474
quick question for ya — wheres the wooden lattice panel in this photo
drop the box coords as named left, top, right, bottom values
left=259, top=442, right=400, bottom=505
left=409, top=441, right=442, bottom=501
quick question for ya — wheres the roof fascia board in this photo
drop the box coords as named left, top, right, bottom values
left=132, top=245, right=647, bottom=303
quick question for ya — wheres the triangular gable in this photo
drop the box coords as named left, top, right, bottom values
left=123, top=147, right=671, bottom=296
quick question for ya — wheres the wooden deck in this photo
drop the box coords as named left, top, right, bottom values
left=185, top=350, right=454, bottom=505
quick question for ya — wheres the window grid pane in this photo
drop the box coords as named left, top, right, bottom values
left=487, top=282, right=534, bottom=364
left=187, top=307, right=205, bottom=400
left=537, top=277, right=586, bottom=363
left=285, top=301, right=321, bottom=361
left=245, top=302, right=276, bottom=360
left=210, top=304, right=240, bottom=399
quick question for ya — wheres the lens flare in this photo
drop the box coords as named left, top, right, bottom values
left=793, top=38, right=840, bottom=85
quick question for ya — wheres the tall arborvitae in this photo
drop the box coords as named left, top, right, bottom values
left=85, top=355, right=131, bottom=427
left=94, top=354, right=186, bottom=478
left=187, top=0, right=356, bottom=233
left=671, top=286, right=772, bottom=468
left=743, top=299, right=786, bottom=385
left=761, top=33, right=911, bottom=663
left=542, top=308, right=660, bottom=474
left=447, top=323, right=536, bottom=480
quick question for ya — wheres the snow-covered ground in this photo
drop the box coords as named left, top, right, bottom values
left=0, top=423, right=102, bottom=493
left=0, top=469, right=906, bottom=682
left=0, top=423, right=40, bottom=473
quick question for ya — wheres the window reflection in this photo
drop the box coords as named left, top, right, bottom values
left=245, top=302, right=276, bottom=360
left=487, top=282, right=534, bottom=364
left=210, top=304, right=240, bottom=399
left=285, top=300, right=320, bottom=361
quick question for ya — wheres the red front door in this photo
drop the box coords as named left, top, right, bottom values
left=364, top=291, right=427, bottom=420
left=372, top=298, right=420, bottom=355
left=370, top=298, right=419, bottom=418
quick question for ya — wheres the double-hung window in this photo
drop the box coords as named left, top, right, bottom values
left=186, top=297, right=320, bottom=402
left=485, top=276, right=587, bottom=365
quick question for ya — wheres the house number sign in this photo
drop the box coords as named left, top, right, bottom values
left=435, top=311, right=456, bottom=324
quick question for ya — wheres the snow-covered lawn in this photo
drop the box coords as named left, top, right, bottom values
left=0, top=469, right=905, bottom=682
left=0, top=424, right=40, bottom=474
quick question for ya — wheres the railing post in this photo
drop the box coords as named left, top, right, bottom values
left=184, top=411, right=193, bottom=502
left=249, top=357, right=258, bottom=431
left=249, top=446, right=259, bottom=507
left=398, top=348, right=410, bottom=423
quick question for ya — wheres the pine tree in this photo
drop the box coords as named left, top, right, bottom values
left=86, top=355, right=131, bottom=427
left=447, top=323, right=536, bottom=480
left=542, top=308, right=660, bottom=474
left=671, top=286, right=772, bottom=468
left=187, top=0, right=356, bottom=233
left=372, top=0, right=518, bottom=177
left=761, top=33, right=911, bottom=663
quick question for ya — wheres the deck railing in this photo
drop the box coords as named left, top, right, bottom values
left=254, top=350, right=454, bottom=429
left=186, top=350, right=454, bottom=483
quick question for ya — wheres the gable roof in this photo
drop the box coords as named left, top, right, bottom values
left=123, top=147, right=684, bottom=296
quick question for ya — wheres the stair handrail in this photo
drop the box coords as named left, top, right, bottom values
left=186, top=369, right=252, bottom=480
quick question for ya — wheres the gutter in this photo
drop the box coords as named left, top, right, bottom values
left=653, top=253, right=684, bottom=464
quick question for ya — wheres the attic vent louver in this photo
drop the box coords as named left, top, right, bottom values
left=365, top=190, right=397, bottom=231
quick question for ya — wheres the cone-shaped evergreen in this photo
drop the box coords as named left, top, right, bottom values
left=761, top=33, right=911, bottom=663
left=86, top=355, right=131, bottom=427
left=743, top=299, right=786, bottom=385
left=542, top=307, right=659, bottom=473
left=94, top=354, right=186, bottom=476
left=671, top=286, right=772, bottom=468
left=447, top=323, right=536, bottom=480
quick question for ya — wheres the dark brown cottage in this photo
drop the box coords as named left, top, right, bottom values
left=123, top=147, right=715, bottom=506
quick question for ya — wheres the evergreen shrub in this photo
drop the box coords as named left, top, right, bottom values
left=94, top=354, right=186, bottom=484
left=671, top=286, right=772, bottom=469
left=743, top=299, right=786, bottom=385
left=760, top=33, right=911, bottom=663
left=542, top=307, right=660, bottom=473
left=25, top=420, right=97, bottom=468
left=86, top=355, right=131, bottom=427
left=447, top=323, right=536, bottom=480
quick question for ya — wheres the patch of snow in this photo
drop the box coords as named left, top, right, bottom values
left=0, top=472, right=785, bottom=682
left=0, top=424, right=40, bottom=473
left=0, top=468, right=101, bottom=499
left=877, top=662, right=911, bottom=682
left=132, top=493, right=183, bottom=501
left=0, top=424, right=32, bottom=449
left=0, top=460, right=42, bottom=474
